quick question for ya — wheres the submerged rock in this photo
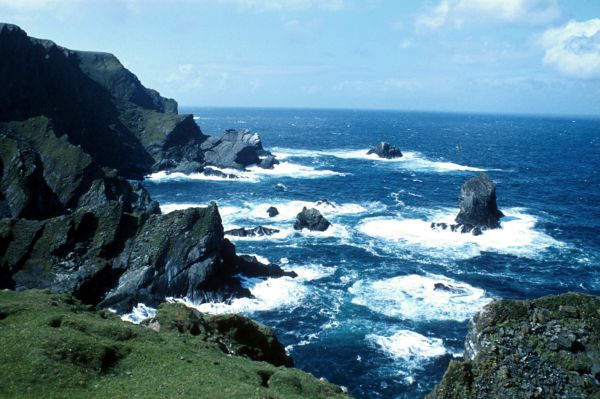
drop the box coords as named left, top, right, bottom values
left=427, top=293, right=600, bottom=399
left=455, top=172, right=504, bottom=229
left=202, top=168, right=238, bottom=179
left=367, top=141, right=403, bottom=159
left=315, top=199, right=337, bottom=208
left=266, top=206, right=279, bottom=217
left=225, top=226, right=280, bottom=237
left=293, top=207, right=331, bottom=232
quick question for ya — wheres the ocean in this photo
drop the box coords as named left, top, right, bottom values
left=141, top=107, right=600, bottom=398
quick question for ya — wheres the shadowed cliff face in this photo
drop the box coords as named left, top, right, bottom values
left=0, top=24, right=293, bottom=311
left=0, top=23, right=205, bottom=179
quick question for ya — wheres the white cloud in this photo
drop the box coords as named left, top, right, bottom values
left=416, top=0, right=449, bottom=30
left=416, top=0, right=560, bottom=30
left=541, top=19, right=600, bottom=79
left=217, top=0, right=345, bottom=12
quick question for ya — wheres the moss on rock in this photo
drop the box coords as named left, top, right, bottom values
left=428, top=293, right=600, bottom=399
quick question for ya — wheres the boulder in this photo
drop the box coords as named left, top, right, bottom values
left=427, top=293, right=600, bottom=399
left=293, top=207, right=331, bottom=232
left=202, top=168, right=238, bottom=179
left=258, top=154, right=279, bottom=169
left=225, top=226, right=280, bottom=237
left=266, top=206, right=279, bottom=217
left=367, top=141, right=403, bottom=159
left=455, top=173, right=504, bottom=229
left=201, top=129, right=274, bottom=170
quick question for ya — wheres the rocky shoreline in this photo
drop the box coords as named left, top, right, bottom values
left=1, top=22, right=598, bottom=399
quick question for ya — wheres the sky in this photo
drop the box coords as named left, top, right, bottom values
left=2, top=0, right=600, bottom=116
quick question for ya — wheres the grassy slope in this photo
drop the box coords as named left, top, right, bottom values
left=0, top=290, right=347, bottom=399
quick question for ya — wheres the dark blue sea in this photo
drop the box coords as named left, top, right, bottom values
left=141, top=107, right=600, bottom=399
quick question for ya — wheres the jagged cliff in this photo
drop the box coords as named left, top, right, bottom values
left=427, top=293, right=600, bottom=399
left=0, top=24, right=290, bottom=311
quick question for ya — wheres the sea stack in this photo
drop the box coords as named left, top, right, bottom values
left=455, top=172, right=504, bottom=229
left=367, top=141, right=403, bottom=159
left=293, top=207, right=331, bottom=231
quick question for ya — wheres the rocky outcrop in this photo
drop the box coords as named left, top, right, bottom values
left=201, top=128, right=277, bottom=170
left=367, top=141, right=402, bottom=159
left=431, top=173, right=503, bottom=235
left=144, top=302, right=293, bottom=367
left=0, top=290, right=349, bottom=398
left=293, top=207, right=331, bottom=232
left=455, top=172, right=503, bottom=229
left=0, top=23, right=209, bottom=179
left=225, top=226, right=280, bottom=237
left=427, top=293, right=600, bottom=399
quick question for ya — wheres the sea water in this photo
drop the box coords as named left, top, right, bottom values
left=140, top=108, right=600, bottom=398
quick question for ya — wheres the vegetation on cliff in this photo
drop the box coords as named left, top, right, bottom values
left=0, top=289, right=348, bottom=399
left=428, top=293, right=600, bottom=399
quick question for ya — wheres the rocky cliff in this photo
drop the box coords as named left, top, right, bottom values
left=0, top=24, right=291, bottom=311
left=427, top=293, right=600, bottom=399
left=0, top=23, right=276, bottom=179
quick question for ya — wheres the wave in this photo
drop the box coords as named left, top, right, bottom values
left=170, top=263, right=337, bottom=315
left=146, top=161, right=344, bottom=183
left=272, top=147, right=485, bottom=173
left=358, top=207, right=564, bottom=260
left=349, top=273, right=491, bottom=321
left=118, top=303, right=157, bottom=324
left=367, top=329, right=446, bottom=361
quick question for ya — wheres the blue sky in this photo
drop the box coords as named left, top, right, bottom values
left=2, top=0, right=600, bottom=116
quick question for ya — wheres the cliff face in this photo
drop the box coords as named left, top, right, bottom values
left=427, top=293, right=600, bottom=399
left=0, top=23, right=205, bottom=179
left=0, top=24, right=291, bottom=312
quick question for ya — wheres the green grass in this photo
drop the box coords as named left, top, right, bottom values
left=0, top=289, right=348, bottom=399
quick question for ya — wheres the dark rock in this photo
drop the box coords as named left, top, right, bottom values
left=434, top=283, right=465, bottom=294
left=293, top=207, right=331, bottom=232
left=431, top=222, right=448, bottom=230
left=266, top=206, right=279, bottom=217
left=99, top=204, right=229, bottom=311
left=202, top=168, right=238, bottom=179
left=274, top=183, right=287, bottom=192
left=235, top=255, right=297, bottom=278
left=427, top=293, right=600, bottom=399
left=0, top=24, right=209, bottom=179
left=258, top=154, right=279, bottom=169
left=455, top=172, right=504, bottom=229
left=225, top=226, right=280, bottom=237
left=471, top=226, right=483, bottom=236
left=144, top=302, right=293, bottom=367
left=367, top=141, right=403, bottom=159
left=169, top=161, right=203, bottom=174
left=315, top=199, right=337, bottom=208
left=201, top=128, right=274, bottom=170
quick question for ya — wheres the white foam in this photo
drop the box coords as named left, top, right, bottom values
left=367, top=330, right=447, bottom=361
left=349, top=273, right=491, bottom=321
left=118, top=303, right=157, bottom=324
left=272, top=147, right=485, bottom=172
left=358, top=208, right=564, bottom=260
left=170, top=264, right=335, bottom=315
left=146, top=161, right=344, bottom=183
